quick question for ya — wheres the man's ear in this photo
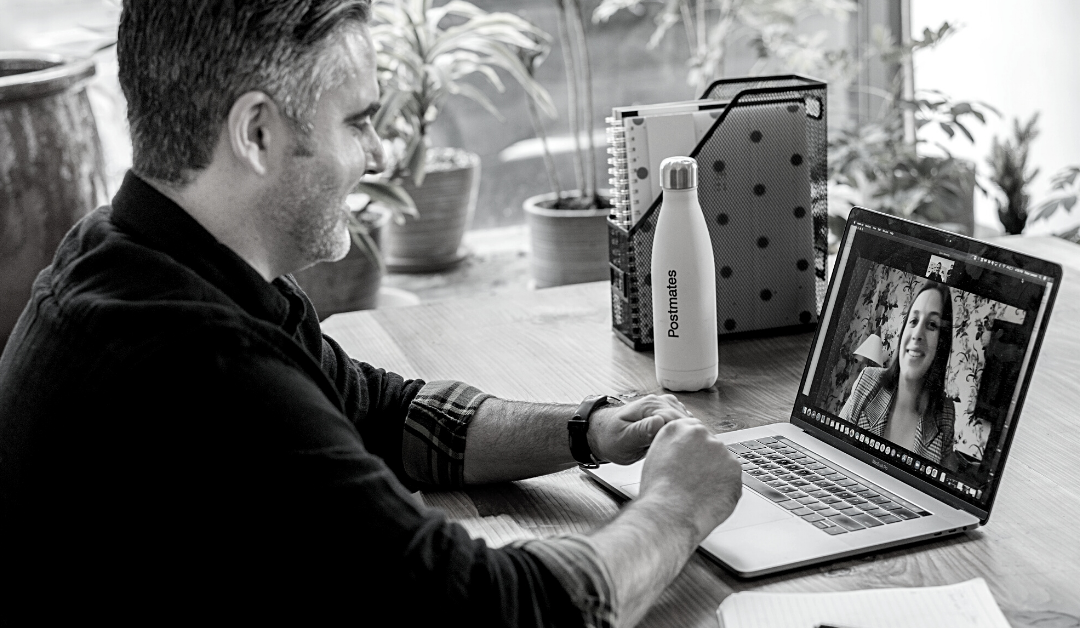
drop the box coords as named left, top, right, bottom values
left=226, top=91, right=281, bottom=176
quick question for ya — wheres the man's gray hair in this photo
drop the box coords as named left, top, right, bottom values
left=118, top=0, right=372, bottom=185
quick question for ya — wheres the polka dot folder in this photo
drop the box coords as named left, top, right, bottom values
left=608, top=76, right=829, bottom=350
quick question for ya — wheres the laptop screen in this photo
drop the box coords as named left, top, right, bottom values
left=792, top=208, right=1060, bottom=516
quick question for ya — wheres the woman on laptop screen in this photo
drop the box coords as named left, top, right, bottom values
left=839, top=282, right=955, bottom=464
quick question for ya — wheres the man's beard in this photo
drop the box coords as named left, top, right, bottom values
left=269, top=161, right=352, bottom=272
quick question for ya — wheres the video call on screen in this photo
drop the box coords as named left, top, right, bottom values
left=800, top=223, right=1048, bottom=506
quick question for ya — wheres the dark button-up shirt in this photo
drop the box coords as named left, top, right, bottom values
left=0, top=173, right=613, bottom=625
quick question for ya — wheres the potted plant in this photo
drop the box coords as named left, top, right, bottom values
left=369, top=0, right=555, bottom=272
left=827, top=23, right=996, bottom=241
left=518, top=0, right=614, bottom=289
left=986, top=113, right=1040, bottom=235
left=828, top=91, right=991, bottom=237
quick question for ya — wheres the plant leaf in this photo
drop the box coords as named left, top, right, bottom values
left=954, top=119, right=975, bottom=143
left=409, top=140, right=428, bottom=187
left=355, top=180, right=419, bottom=219
left=451, top=81, right=504, bottom=119
left=348, top=223, right=386, bottom=273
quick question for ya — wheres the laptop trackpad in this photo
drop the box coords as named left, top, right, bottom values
left=714, top=491, right=790, bottom=532
left=617, top=484, right=789, bottom=532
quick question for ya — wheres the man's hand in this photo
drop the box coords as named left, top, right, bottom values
left=584, top=417, right=743, bottom=627
left=587, top=394, right=693, bottom=465
left=639, top=418, right=742, bottom=541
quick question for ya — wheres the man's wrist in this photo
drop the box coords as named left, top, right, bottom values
left=586, top=404, right=620, bottom=464
left=632, top=486, right=714, bottom=547
left=569, top=395, right=619, bottom=467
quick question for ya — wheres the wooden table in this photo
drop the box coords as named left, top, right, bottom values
left=323, top=236, right=1080, bottom=628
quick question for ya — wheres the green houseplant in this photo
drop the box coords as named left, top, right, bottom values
left=1029, top=165, right=1080, bottom=241
left=827, top=23, right=996, bottom=240
left=593, top=0, right=857, bottom=95
left=369, top=0, right=555, bottom=272
left=517, top=0, right=616, bottom=288
left=986, top=113, right=1040, bottom=235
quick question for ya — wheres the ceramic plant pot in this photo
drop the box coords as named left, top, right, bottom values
left=524, top=190, right=611, bottom=289
left=1, top=52, right=107, bottom=343
left=382, top=148, right=480, bottom=273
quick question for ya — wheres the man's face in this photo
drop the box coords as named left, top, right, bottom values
left=266, top=26, right=385, bottom=271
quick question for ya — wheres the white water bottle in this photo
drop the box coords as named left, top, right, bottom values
left=651, top=156, right=718, bottom=391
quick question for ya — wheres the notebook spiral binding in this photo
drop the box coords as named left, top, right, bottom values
left=606, top=120, right=630, bottom=225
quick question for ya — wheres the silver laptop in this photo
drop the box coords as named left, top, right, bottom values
left=586, top=206, right=1061, bottom=577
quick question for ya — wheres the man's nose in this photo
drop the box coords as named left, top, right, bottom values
left=365, top=131, right=386, bottom=175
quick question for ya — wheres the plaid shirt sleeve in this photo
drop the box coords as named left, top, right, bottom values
left=513, top=535, right=617, bottom=628
left=401, top=379, right=492, bottom=487
left=402, top=383, right=618, bottom=627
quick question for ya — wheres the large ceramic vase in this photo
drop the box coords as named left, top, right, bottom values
left=1, top=52, right=107, bottom=344
left=524, top=190, right=611, bottom=289
left=294, top=207, right=390, bottom=320
left=382, top=148, right=479, bottom=273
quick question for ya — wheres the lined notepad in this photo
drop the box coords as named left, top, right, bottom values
left=716, top=578, right=1009, bottom=628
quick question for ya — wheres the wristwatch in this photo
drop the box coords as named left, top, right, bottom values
left=568, top=394, right=619, bottom=468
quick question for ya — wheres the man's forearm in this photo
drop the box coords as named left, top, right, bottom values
left=587, top=494, right=704, bottom=627
left=463, top=397, right=579, bottom=484
left=462, top=394, right=688, bottom=484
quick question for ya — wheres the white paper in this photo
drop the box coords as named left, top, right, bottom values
left=716, top=578, right=1010, bottom=628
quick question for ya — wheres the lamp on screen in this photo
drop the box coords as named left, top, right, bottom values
left=853, top=333, right=885, bottom=367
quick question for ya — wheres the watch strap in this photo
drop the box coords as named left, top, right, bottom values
left=568, top=395, right=615, bottom=468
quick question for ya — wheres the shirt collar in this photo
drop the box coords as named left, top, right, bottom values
left=109, top=171, right=298, bottom=327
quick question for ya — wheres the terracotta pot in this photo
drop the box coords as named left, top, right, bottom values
left=383, top=148, right=479, bottom=273
left=524, top=191, right=611, bottom=289
left=294, top=206, right=390, bottom=319
left=1, top=52, right=107, bottom=343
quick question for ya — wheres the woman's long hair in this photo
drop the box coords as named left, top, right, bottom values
left=882, top=281, right=953, bottom=416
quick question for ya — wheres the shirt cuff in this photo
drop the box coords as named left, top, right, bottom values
left=513, top=535, right=617, bottom=628
left=401, top=380, right=493, bottom=488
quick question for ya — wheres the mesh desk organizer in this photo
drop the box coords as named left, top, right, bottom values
left=607, top=75, right=828, bottom=350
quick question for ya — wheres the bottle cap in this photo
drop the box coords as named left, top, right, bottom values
left=660, top=156, right=697, bottom=190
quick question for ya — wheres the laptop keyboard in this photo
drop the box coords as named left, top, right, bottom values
left=728, top=436, right=929, bottom=535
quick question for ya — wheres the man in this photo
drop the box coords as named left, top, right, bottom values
left=0, top=1, right=742, bottom=624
